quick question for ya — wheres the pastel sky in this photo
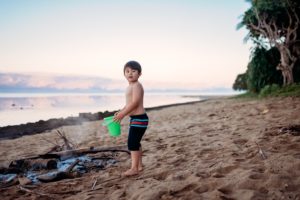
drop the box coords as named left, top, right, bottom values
left=0, top=0, right=251, bottom=90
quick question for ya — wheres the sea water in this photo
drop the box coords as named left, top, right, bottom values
left=0, top=92, right=203, bottom=127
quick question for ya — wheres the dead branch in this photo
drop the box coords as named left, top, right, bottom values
left=56, top=130, right=75, bottom=150
left=40, top=145, right=130, bottom=159
left=41, top=136, right=58, bottom=146
left=91, top=177, right=98, bottom=190
left=65, top=159, right=80, bottom=173
left=255, top=142, right=267, bottom=160
left=0, top=176, right=18, bottom=188
left=18, top=185, right=56, bottom=199
left=89, top=176, right=122, bottom=191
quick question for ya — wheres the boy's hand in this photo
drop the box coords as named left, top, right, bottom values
left=114, top=111, right=125, bottom=123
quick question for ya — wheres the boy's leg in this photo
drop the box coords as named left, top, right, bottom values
left=138, top=146, right=143, bottom=171
left=123, top=151, right=139, bottom=176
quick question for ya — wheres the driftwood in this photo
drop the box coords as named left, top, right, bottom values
left=0, top=175, right=18, bottom=188
left=8, top=145, right=129, bottom=167
left=28, top=159, right=57, bottom=170
left=37, top=159, right=80, bottom=183
left=0, top=166, right=23, bottom=174
left=40, top=145, right=130, bottom=159
left=9, top=158, right=57, bottom=171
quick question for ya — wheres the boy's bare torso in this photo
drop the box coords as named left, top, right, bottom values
left=126, top=82, right=145, bottom=116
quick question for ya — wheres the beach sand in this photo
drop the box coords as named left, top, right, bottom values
left=1, top=97, right=300, bottom=200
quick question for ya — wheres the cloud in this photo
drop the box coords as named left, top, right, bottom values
left=0, top=72, right=123, bottom=91
left=0, top=72, right=232, bottom=92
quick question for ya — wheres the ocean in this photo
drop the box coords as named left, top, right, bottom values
left=0, top=92, right=204, bottom=127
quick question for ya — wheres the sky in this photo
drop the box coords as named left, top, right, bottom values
left=0, top=0, right=251, bottom=90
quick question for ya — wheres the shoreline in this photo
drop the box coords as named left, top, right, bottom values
left=0, top=96, right=227, bottom=140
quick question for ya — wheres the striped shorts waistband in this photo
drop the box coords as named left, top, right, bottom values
left=130, top=118, right=149, bottom=128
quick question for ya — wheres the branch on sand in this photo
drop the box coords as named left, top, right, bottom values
left=255, top=142, right=267, bottom=160
left=90, top=176, right=122, bottom=191
left=40, top=145, right=130, bottom=159
left=18, top=185, right=57, bottom=199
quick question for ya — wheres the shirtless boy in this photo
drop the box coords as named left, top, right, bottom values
left=114, top=60, right=149, bottom=176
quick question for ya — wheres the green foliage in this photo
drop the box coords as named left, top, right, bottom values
left=259, top=83, right=300, bottom=97
left=259, top=84, right=280, bottom=97
left=233, top=83, right=300, bottom=99
left=233, top=73, right=247, bottom=91
left=246, top=47, right=282, bottom=93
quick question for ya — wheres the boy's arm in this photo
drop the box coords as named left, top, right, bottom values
left=114, top=84, right=143, bottom=121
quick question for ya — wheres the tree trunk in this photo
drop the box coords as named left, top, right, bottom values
left=277, top=45, right=295, bottom=85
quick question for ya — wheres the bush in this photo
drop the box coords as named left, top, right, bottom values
left=259, top=83, right=300, bottom=97
left=259, top=84, right=280, bottom=97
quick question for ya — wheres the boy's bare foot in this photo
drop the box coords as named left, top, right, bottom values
left=123, top=169, right=139, bottom=177
left=138, top=166, right=143, bottom=171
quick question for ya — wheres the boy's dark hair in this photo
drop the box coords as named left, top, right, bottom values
left=124, top=61, right=142, bottom=74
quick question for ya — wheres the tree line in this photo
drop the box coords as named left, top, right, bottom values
left=233, top=0, right=300, bottom=93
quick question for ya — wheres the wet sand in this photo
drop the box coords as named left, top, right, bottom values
left=1, top=96, right=300, bottom=200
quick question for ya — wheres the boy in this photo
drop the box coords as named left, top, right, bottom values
left=114, top=60, right=149, bottom=176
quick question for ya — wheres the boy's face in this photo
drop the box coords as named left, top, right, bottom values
left=124, top=67, right=141, bottom=83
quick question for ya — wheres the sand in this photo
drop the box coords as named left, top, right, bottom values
left=1, top=97, right=300, bottom=200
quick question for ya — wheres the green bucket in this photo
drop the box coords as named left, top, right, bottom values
left=103, top=116, right=121, bottom=137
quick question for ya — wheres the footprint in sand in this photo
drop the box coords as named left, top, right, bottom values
left=194, top=185, right=209, bottom=194
left=156, top=144, right=167, bottom=150
left=212, top=173, right=225, bottom=178
left=235, top=158, right=246, bottom=162
left=207, top=134, right=216, bottom=137
left=197, top=148, right=215, bottom=161
left=233, top=138, right=248, bottom=145
left=152, top=170, right=170, bottom=181
left=288, top=143, right=300, bottom=150
left=216, top=165, right=238, bottom=174
left=195, top=171, right=210, bottom=179
left=168, top=156, right=187, bottom=166
left=231, top=152, right=239, bottom=157
left=168, top=183, right=197, bottom=197
left=293, top=153, right=300, bottom=159
left=251, top=166, right=266, bottom=173
left=170, top=143, right=176, bottom=147
left=174, top=147, right=185, bottom=153
left=217, top=185, right=233, bottom=196
left=166, top=171, right=191, bottom=181
left=198, top=148, right=213, bottom=155
left=155, top=138, right=163, bottom=143
left=210, top=165, right=238, bottom=179
left=248, top=173, right=264, bottom=180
